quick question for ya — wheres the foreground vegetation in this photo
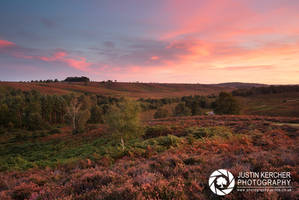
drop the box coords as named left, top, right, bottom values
left=0, top=115, right=298, bottom=199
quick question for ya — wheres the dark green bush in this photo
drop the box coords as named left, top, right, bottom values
left=155, top=135, right=182, bottom=148
left=144, top=125, right=172, bottom=139
left=185, top=126, right=232, bottom=139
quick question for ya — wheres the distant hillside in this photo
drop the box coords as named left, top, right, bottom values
left=0, top=81, right=267, bottom=98
left=0, top=81, right=232, bottom=98
left=214, top=82, right=267, bottom=89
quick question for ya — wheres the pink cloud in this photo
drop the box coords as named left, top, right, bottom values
left=38, top=51, right=92, bottom=71
left=32, top=51, right=93, bottom=71
left=0, top=39, right=15, bottom=48
left=39, top=51, right=67, bottom=61
left=11, top=49, right=92, bottom=71
left=62, top=57, right=92, bottom=71
left=0, top=38, right=92, bottom=71
left=159, top=0, right=299, bottom=42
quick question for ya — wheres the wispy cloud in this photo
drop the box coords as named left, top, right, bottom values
left=0, top=39, right=92, bottom=71
left=216, top=65, right=274, bottom=71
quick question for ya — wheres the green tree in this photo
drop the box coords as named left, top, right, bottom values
left=214, top=92, right=240, bottom=114
left=52, top=95, right=67, bottom=123
left=174, top=103, right=191, bottom=116
left=7, top=95, right=25, bottom=128
left=190, top=101, right=202, bottom=116
left=89, top=105, right=104, bottom=123
left=41, top=95, right=52, bottom=122
left=105, top=100, right=143, bottom=147
left=25, top=112, right=44, bottom=130
left=76, top=109, right=91, bottom=133
left=0, top=104, right=9, bottom=127
left=65, top=97, right=91, bottom=134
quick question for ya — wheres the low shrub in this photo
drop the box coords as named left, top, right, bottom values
left=144, top=125, right=172, bottom=139
left=152, top=135, right=182, bottom=148
left=185, top=126, right=232, bottom=139
left=142, top=178, right=185, bottom=200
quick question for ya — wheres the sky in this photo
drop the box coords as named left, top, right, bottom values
left=0, top=0, right=299, bottom=84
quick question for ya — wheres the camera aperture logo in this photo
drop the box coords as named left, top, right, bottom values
left=209, top=169, right=235, bottom=196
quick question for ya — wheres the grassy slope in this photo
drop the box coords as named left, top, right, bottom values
left=237, top=92, right=299, bottom=117
left=0, top=81, right=234, bottom=98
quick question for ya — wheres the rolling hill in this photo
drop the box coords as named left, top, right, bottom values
left=0, top=81, right=264, bottom=98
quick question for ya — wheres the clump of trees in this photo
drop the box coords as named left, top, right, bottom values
left=140, top=95, right=212, bottom=117
left=0, top=87, right=119, bottom=132
left=64, top=76, right=90, bottom=82
left=154, top=108, right=169, bottom=119
left=174, top=103, right=192, bottom=116
left=31, top=79, right=59, bottom=83
left=138, top=97, right=179, bottom=111
left=0, top=89, right=66, bottom=130
left=213, top=92, right=240, bottom=114
left=181, top=95, right=207, bottom=115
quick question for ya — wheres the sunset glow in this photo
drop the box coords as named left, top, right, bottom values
left=0, top=0, right=298, bottom=84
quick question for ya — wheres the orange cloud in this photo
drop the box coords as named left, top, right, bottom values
left=217, top=65, right=274, bottom=71
left=103, top=36, right=299, bottom=84
left=151, top=56, right=159, bottom=60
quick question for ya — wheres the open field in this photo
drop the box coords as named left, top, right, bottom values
left=0, top=115, right=298, bottom=199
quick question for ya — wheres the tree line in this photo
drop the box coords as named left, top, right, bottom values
left=0, top=86, right=240, bottom=134
left=151, top=92, right=240, bottom=119
left=232, top=85, right=299, bottom=97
